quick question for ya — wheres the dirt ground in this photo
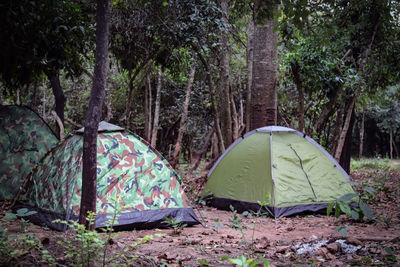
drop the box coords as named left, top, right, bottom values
left=2, top=166, right=400, bottom=266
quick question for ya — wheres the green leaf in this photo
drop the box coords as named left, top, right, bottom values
left=338, top=193, right=359, bottom=202
left=334, top=203, right=341, bottom=218
left=338, top=201, right=352, bottom=216
left=351, top=210, right=360, bottom=220
left=327, top=202, right=334, bottom=216
left=359, top=202, right=374, bottom=219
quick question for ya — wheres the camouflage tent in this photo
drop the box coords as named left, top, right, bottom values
left=15, top=122, right=199, bottom=231
left=0, top=105, right=58, bottom=200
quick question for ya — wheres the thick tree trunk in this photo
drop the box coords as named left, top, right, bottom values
left=250, top=20, right=277, bottom=130
left=47, top=70, right=66, bottom=139
left=151, top=68, right=162, bottom=148
left=79, top=0, right=109, bottom=230
left=172, top=65, right=195, bottom=168
left=144, top=74, right=152, bottom=141
left=335, top=95, right=356, bottom=162
left=359, top=110, right=365, bottom=158
left=219, top=0, right=233, bottom=147
left=246, top=20, right=254, bottom=133
left=291, top=62, right=305, bottom=132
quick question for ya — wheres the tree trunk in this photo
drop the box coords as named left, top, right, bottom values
left=172, top=64, right=195, bottom=168
left=359, top=110, right=365, bottom=159
left=125, top=59, right=150, bottom=129
left=313, top=86, right=342, bottom=137
left=151, top=68, right=162, bottom=148
left=193, top=43, right=225, bottom=153
left=389, top=129, right=393, bottom=160
left=291, top=61, right=305, bottom=132
left=331, top=104, right=343, bottom=156
left=230, top=87, right=239, bottom=140
left=79, top=0, right=109, bottom=230
left=250, top=20, right=277, bottom=130
left=335, top=95, right=356, bottom=163
left=144, top=74, right=152, bottom=141
left=189, top=125, right=214, bottom=175
left=219, top=0, right=233, bottom=147
left=47, top=69, right=66, bottom=139
left=339, top=106, right=355, bottom=174
left=246, top=20, right=254, bottom=133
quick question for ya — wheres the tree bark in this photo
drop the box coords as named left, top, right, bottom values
left=331, top=104, right=343, bottom=156
left=79, top=0, right=109, bottom=230
left=172, top=64, right=195, bottom=168
left=219, top=0, right=233, bottom=147
left=359, top=110, right=365, bottom=159
left=144, top=74, right=152, bottom=141
left=339, top=106, right=355, bottom=174
left=291, top=61, right=305, bottom=132
left=47, top=69, right=66, bottom=139
left=335, top=95, right=356, bottom=163
left=250, top=20, right=277, bottom=129
left=313, top=87, right=342, bottom=137
left=150, top=68, right=162, bottom=148
left=230, top=86, right=239, bottom=140
left=246, top=20, right=254, bottom=133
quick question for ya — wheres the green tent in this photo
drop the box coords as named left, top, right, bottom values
left=202, top=126, right=355, bottom=218
left=15, top=122, right=199, bottom=231
left=0, top=105, right=59, bottom=200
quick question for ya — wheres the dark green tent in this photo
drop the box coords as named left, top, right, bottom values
left=0, top=105, right=59, bottom=200
left=202, top=126, right=355, bottom=218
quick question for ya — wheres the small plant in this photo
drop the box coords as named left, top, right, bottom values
left=229, top=205, right=244, bottom=230
left=335, top=224, right=352, bottom=237
left=228, top=254, right=272, bottom=267
left=54, top=212, right=105, bottom=266
left=251, top=195, right=271, bottom=218
left=327, top=185, right=374, bottom=221
left=163, top=216, right=187, bottom=234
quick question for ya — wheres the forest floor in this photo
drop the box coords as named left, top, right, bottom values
left=1, top=161, right=400, bottom=266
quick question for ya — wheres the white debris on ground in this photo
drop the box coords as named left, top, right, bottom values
left=295, top=239, right=361, bottom=255
left=335, top=239, right=362, bottom=253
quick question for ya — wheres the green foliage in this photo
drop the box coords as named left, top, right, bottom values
left=334, top=224, right=352, bottom=237
left=0, top=209, right=55, bottom=265
left=327, top=187, right=374, bottom=221
left=229, top=205, right=244, bottom=231
left=228, top=254, right=272, bottom=267
left=54, top=212, right=105, bottom=266
left=163, top=216, right=187, bottom=234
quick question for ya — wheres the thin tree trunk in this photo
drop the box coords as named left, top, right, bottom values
left=189, top=125, right=214, bottom=175
left=313, top=86, right=342, bottom=137
left=151, top=68, right=162, bottom=148
left=250, top=20, right=277, bottom=129
left=47, top=70, right=66, bottom=139
left=389, top=130, right=393, bottom=160
left=392, top=137, right=399, bottom=158
left=219, top=0, right=233, bottom=147
left=172, top=65, right=196, bottom=168
left=193, top=42, right=225, bottom=152
left=291, top=62, right=304, bottom=132
left=335, top=95, right=356, bottom=162
left=331, top=105, right=343, bottom=156
left=359, top=110, right=365, bottom=159
left=144, top=74, right=152, bottom=141
left=246, top=20, right=254, bottom=133
left=79, top=0, right=109, bottom=230
left=339, top=107, right=355, bottom=174
left=125, top=59, right=150, bottom=129
left=51, top=111, right=64, bottom=141
left=230, top=86, right=239, bottom=140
